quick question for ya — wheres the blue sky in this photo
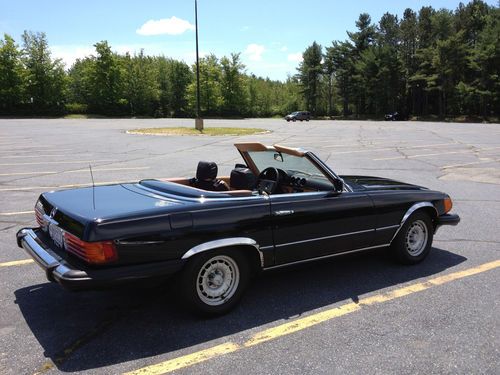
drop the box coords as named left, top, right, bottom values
left=1, top=0, right=497, bottom=80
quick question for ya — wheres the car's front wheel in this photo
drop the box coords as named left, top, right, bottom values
left=390, top=211, right=433, bottom=264
left=180, top=250, right=249, bottom=316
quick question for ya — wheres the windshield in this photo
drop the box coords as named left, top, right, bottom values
left=248, top=151, right=331, bottom=183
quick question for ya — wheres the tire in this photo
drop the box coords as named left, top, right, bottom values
left=390, top=211, right=433, bottom=265
left=180, top=249, right=249, bottom=316
left=292, top=118, right=296, bottom=122
left=286, top=119, right=290, bottom=122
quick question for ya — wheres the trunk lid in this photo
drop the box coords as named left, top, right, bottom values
left=37, top=183, right=183, bottom=241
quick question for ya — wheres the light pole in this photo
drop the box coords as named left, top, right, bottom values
left=194, top=0, right=204, bottom=130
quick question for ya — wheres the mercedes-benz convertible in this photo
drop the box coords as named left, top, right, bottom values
left=17, top=142, right=460, bottom=315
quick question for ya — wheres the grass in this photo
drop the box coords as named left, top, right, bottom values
left=127, top=127, right=270, bottom=136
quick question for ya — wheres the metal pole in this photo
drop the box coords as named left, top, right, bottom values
left=194, top=0, right=203, bottom=130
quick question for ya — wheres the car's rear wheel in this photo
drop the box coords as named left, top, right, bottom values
left=180, top=249, right=249, bottom=316
left=390, top=211, right=433, bottom=264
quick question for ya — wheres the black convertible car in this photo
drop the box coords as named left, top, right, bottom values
left=17, top=143, right=459, bottom=315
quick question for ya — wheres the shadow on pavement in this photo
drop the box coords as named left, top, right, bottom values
left=14, top=247, right=466, bottom=372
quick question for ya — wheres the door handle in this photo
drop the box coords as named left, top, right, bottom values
left=273, top=210, right=295, bottom=216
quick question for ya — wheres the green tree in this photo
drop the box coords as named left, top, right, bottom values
left=88, top=41, right=124, bottom=115
left=122, top=50, right=159, bottom=116
left=325, top=41, right=354, bottom=115
left=22, top=31, right=66, bottom=114
left=297, top=42, right=323, bottom=114
left=220, top=53, right=247, bottom=116
left=0, top=34, right=24, bottom=113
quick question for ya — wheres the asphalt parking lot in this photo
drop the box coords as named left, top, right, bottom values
left=0, top=118, right=499, bottom=374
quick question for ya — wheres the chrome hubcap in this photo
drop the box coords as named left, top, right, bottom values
left=405, top=220, right=428, bottom=256
left=197, top=255, right=240, bottom=306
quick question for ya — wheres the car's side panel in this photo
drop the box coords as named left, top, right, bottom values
left=115, top=197, right=274, bottom=266
left=367, top=190, right=445, bottom=245
left=269, top=191, right=376, bottom=265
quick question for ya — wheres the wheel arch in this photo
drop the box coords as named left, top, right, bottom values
left=390, top=202, right=438, bottom=244
left=181, top=238, right=264, bottom=270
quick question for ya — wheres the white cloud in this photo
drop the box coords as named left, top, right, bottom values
left=136, top=16, right=195, bottom=36
left=280, top=46, right=288, bottom=52
left=50, top=45, right=95, bottom=68
left=287, top=52, right=303, bottom=62
left=244, top=43, right=265, bottom=61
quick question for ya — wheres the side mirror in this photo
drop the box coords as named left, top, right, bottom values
left=333, top=178, right=344, bottom=192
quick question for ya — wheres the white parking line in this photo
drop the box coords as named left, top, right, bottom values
left=0, top=159, right=115, bottom=166
left=375, top=146, right=500, bottom=161
left=0, top=179, right=140, bottom=191
left=328, top=143, right=460, bottom=155
left=0, top=166, right=150, bottom=177
left=0, top=210, right=34, bottom=216
left=442, top=158, right=500, bottom=169
left=0, top=154, right=67, bottom=159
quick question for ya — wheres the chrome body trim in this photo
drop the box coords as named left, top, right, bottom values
left=264, top=244, right=389, bottom=270
left=116, top=240, right=166, bottom=245
left=274, top=228, right=375, bottom=248
left=390, top=202, right=437, bottom=243
left=181, top=237, right=264, bottom=267
left=376, top=224, right=400, bottom=231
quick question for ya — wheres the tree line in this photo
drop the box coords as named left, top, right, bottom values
left=0, top=32, right=300, bottom=117
left=300, top=0, right=499, bottom=118
left=0, top=0, right=498, bottom=119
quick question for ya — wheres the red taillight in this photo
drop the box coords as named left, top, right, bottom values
left=64, top=232, right=118, bottom=264
left=35, top=202, right=45, bottom=227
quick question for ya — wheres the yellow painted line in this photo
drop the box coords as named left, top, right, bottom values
left=0, top=259, right=34, bottom=267
left=244, top=303, right=361, bottom=347
left=0, top=159, right=115, bottom=166
left=125, top=260, right=500, bottom=375
left=0, top=210, right=34, bottom=216
left=124, top=343, right=241, bottom=375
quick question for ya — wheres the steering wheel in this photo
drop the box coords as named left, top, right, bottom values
left=256, top=167, right=280, bottom=194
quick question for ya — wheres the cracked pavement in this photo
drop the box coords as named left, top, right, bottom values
left=0, top=118, right=499, bottom=375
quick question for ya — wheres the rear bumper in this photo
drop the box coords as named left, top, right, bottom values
left=16, top=228, right=185, bottom=291
left=435, top=213, right=460, bottom=232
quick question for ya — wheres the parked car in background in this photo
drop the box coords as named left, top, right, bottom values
left=17, top=142, right=460, bottom=315
left=285, top=111, right=311, bottom=122
left=385, top=112, right=408, bottom=121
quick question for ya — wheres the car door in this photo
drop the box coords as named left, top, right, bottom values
left=269, top=191, right=376, bottom=265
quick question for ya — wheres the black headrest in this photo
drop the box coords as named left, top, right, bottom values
left=230, top=167, right=256, bottom=190
left=196, top=161, right=218, bottom=181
